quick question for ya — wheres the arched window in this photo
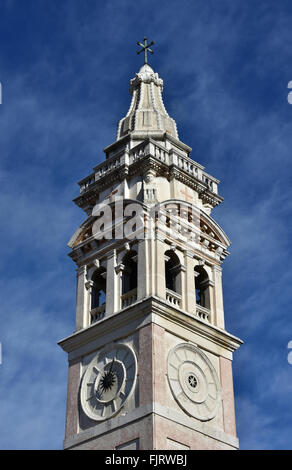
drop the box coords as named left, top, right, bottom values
left=122, top=251, right=137, bottom=295
left=91, top=268, right=107, bottom=310
left=165, top=250, right=181, bottom=294
left=194, top=266, right=210, bottom=309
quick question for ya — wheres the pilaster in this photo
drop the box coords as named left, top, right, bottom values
left=106, top=250, right=117, bottom=315
left=115, top=263, right=125, bottom=312
left=184, top=250, right=196, bottom=314
left=137, top=239, right=148, bottom=300
left=75, top=265, right=87, bottom=331
left=155, top=236, right=166, bottom=299
left=212, top=265, right=225, bottom=329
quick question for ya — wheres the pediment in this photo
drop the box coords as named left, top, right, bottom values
left=159, top=199, right=230, bottom=248
left=68, top=217, right=94, bottom=249
left=68, top=200, right=230, bottom=263
left=199, top=211, right=230, bottom=248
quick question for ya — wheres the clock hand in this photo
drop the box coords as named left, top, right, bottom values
left=87, top=380, right=105, bottom=401
left=88, top=357, right=117, bottom=401
left=86, top=392, right=98, bottom=401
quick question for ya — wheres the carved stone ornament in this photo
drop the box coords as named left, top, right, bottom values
left=80, top=343, right=137, bottom=421
left=167, top=343, right=221, bottom=421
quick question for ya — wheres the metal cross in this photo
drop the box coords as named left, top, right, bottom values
left=137, top=37, right=154, bottom=64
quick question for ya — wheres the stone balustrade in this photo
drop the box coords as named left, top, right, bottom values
left=152, top=143, right=168, bottom=163
left=90, top=305, right=106, bottom=324
left=195, top=304, right=210, bottom=322
left=79, top=175, right=95, bottom=194
left=129, top=141, right=150, bottom=163
left=166, top=289, right=182, bottom=307
left=79, top=139, right=219, bottom=195
left=79, top=154, right=124, bottom=193
left=121, top=288, right=137, bottom=309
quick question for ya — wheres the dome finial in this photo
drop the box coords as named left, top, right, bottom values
left=137, top=37, right=155, bottom=65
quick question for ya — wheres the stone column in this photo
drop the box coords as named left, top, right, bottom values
left=212, top=265, right=225, bottom=329
left=206, top=277, right=215, bottom=324
left=200, top=276, right=215, bottom=323
left=184, top=251, right=196, bottom=314
left=85, top=280, right=94, bottom=325
left=106, top=250, right=117, bottom=316
left=115, top=263, right=125, bottom=311
left=155, top=236, right=166, bottom=299
left=179, top=264, right=186, bottom=310
left=137, top=238, right=148, bottom=300
left=75, top=265, right=88, bottom=331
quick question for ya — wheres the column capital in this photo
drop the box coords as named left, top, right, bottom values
left=76, top=265, right=87, bottom=276
left=107, top=249, right=116, bottom=260
left=115, top=263, right=125, bottom=274
left=194, top=258, right=205, bottom=266
left=184, top=249, right=194, bottom=259
left=201, top=279, right=215, bottom=288
left=85, top=280, right=94, bottom=290
left=212, top=264, right=222, bottom=273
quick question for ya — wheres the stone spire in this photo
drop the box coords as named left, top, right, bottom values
left=117, top=64, right=178, bottom=141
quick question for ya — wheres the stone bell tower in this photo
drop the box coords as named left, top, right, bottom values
left=59, top=44, right=242, bottom=450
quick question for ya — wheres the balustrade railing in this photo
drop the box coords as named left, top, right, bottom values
left=90, top=305, right=106, bottom=324
left=80, top=176, right=95, bottom=194
left=153, top=144, right=168, bottom=163
left=195, top=304, right=210, bottom=322
left=79, top=141, right=218, bottom=195
left=166, top=289, right=181, bottom=308
left=121, top=288, right=137, bottom=309
left=94, top=156, right=122, bottom=180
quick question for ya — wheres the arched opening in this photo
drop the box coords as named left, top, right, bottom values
left=121, top=251, right=138, bottom=308
left=122, top=251, right=138, bottom=294
left=165, top=250, right=181, bottom=295
left=91, top=268, right=107, bottom=311
left=194, top=266, right=210, bottom=309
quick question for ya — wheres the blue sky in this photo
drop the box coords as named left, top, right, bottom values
left=0, top=0, right=292, bottom=449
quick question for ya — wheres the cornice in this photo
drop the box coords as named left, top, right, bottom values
left=58, top=296, right=243, bottom=358
left=74, top=155, right=222, bottom=212
left=63, top=401, right=238, bottom=450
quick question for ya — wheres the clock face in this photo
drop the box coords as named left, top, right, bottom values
left=167, top=343, right=221, bottom=421
left=80, top=343, right=137, bottom=421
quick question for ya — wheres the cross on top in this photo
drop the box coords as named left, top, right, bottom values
left=137, top=37, right=154, bottom=64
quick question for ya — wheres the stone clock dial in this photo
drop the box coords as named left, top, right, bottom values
left=167, top=343, right=221, bottom=421
left=80, top=343, right=137, bottom=421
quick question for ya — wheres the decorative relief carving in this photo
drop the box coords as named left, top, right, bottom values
left=167, top=343, right=221, bottom=421
left=80, top=344, right=137, bottom=422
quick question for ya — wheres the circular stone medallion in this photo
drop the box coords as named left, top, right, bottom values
left=167, top=343, right=221, bottom=421
left=80, top=343, right=137, bottom=421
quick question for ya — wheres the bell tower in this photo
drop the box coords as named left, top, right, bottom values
left=59, top=45, right=242, bottom=450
